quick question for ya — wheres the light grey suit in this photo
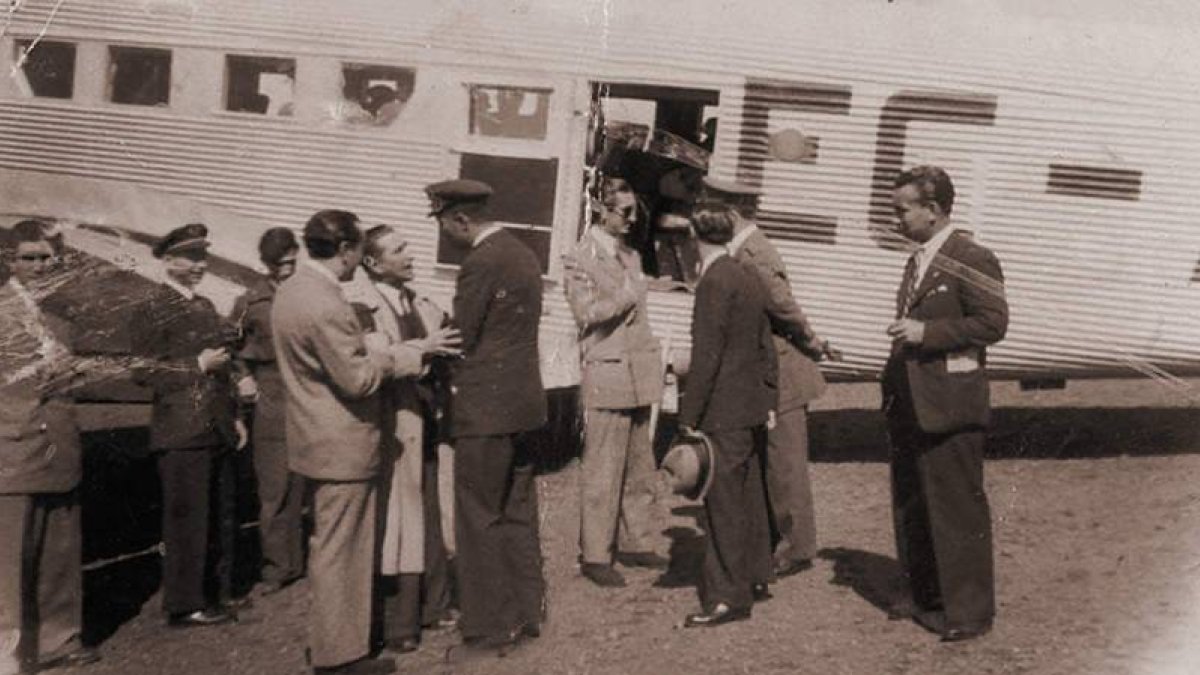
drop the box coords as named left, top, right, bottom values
left=271, top=262, right=409, bottom=668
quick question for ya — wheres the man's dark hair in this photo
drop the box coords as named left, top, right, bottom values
left=5, top=219, right=50, bottom=250
left=690, top=203, right=735, bottom=245
left=303, top=209, right=361, bottom=259
left=258, top=227, right=298, bottom=266
left=895, top=165, right=955, bottom=215
left=362, top=224, right=394, bottom=260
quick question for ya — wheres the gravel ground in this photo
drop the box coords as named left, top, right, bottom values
left=58, top=378, right=1200, bottom=675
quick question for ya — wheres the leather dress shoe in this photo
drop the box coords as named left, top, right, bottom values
left=773, top=558, right=814, bottom=578
left=422, top=612, right=459, bottom=632
left=444, top=630, right=525, bottom=664
left=751, top=583, right=772, bottom=603
left=616, top=551, right=670, bottom=569
left=942, top=621, right=993, bottom=643
left=167, top=607, right=235, bottom=628
left=312, top=656, right=397, bottom=674
left=221, top=595, right=253, bottom=611
left=581, top=563, right=626, bottom=588
left=683, top=602, right=751, bottom=628
left=37, top=645, right=101, bottom=670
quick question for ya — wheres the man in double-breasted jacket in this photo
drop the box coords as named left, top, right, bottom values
left=0, top=220, right=99, bottom=674
left=133, top=223, right=247, bottom=629
left=678, top=204, right=777, bottom=629
left=563, top=176, right=665, bottom=588
left=427, top=179, right=547, bottom=653
left=705, top=176, right=840, bottom=579
left=882, top=166, right=1008, bottom=642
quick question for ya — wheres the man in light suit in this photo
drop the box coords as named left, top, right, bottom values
left=427, top=179, right=547, bottom=656
left=272, top=210, right=414, bottom=675
left=882, top=166, right=1008, bottom=642
left=678, top=204, right=777, bottom=628
left=563, top=176, right=666, bottom=589
left=701, top=177, right=840, bottom=579
left=347, top=225, right=460, bottom=654
left=0, top=220, right=99, bottom=675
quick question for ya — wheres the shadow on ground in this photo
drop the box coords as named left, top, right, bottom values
left=810, top=407, right=1200, bottom=463
left=819, top=547, right=909, bottom=619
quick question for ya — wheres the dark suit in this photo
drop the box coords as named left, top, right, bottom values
left=880, top=229, right=1008, bottom=631
left=232, top=279, right=306, bottom=587
left=449, top=228, right=547, bottom=640
left=0, top=279, right=84, bottom=672
left=733, top=226, right=825, bottom=565
left=132, top=282, right=239, bottom=616
left=679, top=255, right=777, bottom=612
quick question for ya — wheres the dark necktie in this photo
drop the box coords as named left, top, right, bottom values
left=896, top=252, right=921, bottom=319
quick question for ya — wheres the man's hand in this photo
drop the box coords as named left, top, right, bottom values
left=417, top=326, right=463, bottom=359
left=820, top=340, right=844, bottom=362
left=198, top=347, right=230, bottom=374
left=234, top=418, right=249, bottom=451
left=886, top=319, right=925, bottom=346
left=236, top=375, right=258, bottom=403
left=362, top=331, right=390, bottom=353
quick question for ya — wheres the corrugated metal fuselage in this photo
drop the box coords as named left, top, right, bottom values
left=3, top=0, right=1200, bottom=388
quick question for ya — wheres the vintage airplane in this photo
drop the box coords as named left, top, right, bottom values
left=2, top=0, right=1200, bottom=400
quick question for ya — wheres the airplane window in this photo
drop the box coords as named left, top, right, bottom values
left=469, top=85, right=551, bottom=140
left=436, top=153, right=558, bottom=273
left=225, top=55, right=296, bottom=116
left=108, top=46, right=171, bottom=106
left=14, top=40, right=75, bottom=99
left=332, top=63, right=415, bottom=126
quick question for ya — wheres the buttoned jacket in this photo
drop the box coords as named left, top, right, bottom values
left=0, top=279, right=81, bottom=494
left=881, top=230, right=1008, bottom=433
left=563, top=229, right=662, bottom=410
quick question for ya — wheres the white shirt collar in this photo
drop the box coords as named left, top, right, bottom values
left=915, top=224, right=959, bottom=284
left=588, top=226, right=618, bottom=257
left=699, top=248, right=727, bottom=279
left=303, top=258, right=344, bottom=288
left=161, top=274, right=196, bottom=301
left=473, top=224, right=503, bottom=248
left=728, top=224, right=757, bottom=256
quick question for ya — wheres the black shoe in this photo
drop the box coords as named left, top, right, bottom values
left=422, top=611, right=459, bottom=632
left=37, top=645, right=101, bottom=670
left=383, top=636, right=419, bottom=654
left=942, top=620, right=993, bottom=643
left=581, top=563, right=626, bottom=588
left=912, top=609, right=947, bottom=635
left=616, top=551, right=670, bottom=569
left=167, top=607, right=235, bottom=628
left=444, top=631, right=525, bottom=664
left=683, top=602, right=751, bottom=628
left=520, top=621, right=541, bottom=639
left=773, top=558, right=814, bottom=578
left=312, top=655, right=397, bottom=674
left=751, top=583, right=772, bottom=603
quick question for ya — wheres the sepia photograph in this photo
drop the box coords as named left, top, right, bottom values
left=1, top=0, right=1198, bottom=672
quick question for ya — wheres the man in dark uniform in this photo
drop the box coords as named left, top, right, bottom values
left=701, top=177, right=840, bottom=579
left=231, top=227, right=306, bottom=595
left=882, top=165, right=1008, bottom=642
left=427, top=179, right=548, bottom=656
left=678, top=204, right=777, bottom=628
left=133, top=223, right=247, bottom=628
left=0, top=220, right=100, bottom=674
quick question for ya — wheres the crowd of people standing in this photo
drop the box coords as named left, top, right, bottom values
left=0, top=164, right=1008, bottom=674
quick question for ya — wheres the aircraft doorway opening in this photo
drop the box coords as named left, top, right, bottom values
left=586, top=83, right=719, bottom=287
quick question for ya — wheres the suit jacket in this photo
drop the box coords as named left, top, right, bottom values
left=679, top=255, right=777, bottom=433
left=0, top=279, right=81, bottom=494
left=231, top=277, right=286, bottom=441
left=734, top=227, right=826, bottom=411
left=881, top=230, right=1008, bottom=434
left=271, top=263, right=394, bottom=481
left=563, top=229, right=662, bottom=410
left=131, top=283, right=238, bottom=451
left=450, top=229, right=547, bottom=438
